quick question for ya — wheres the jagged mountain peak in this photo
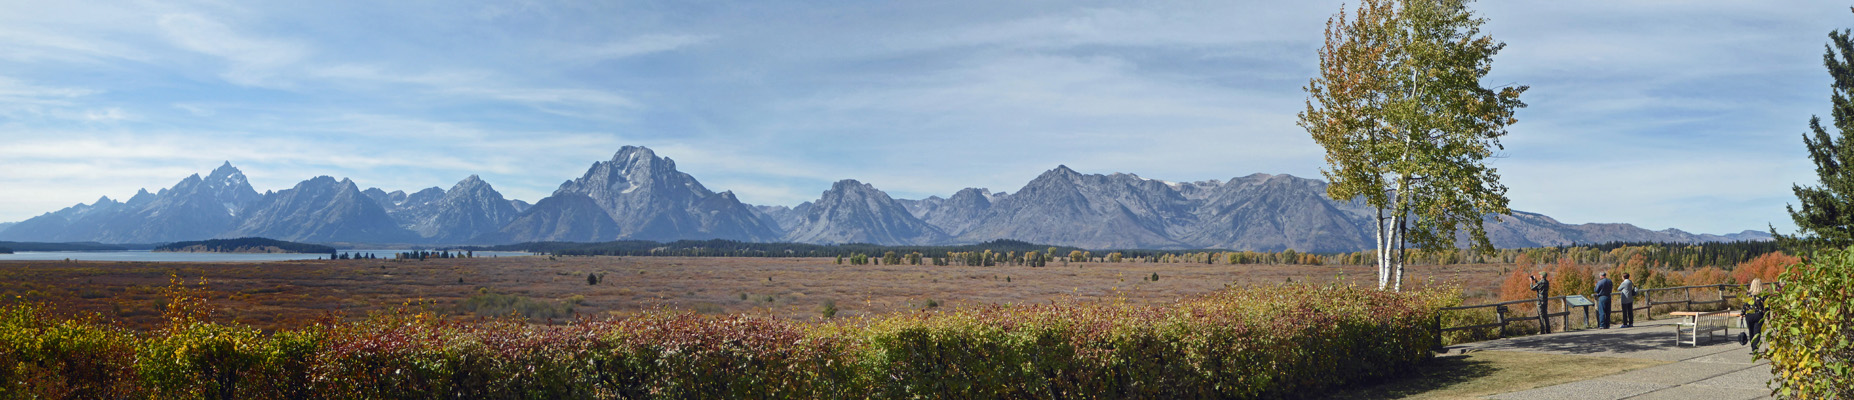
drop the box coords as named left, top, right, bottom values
left=226, top=175, right=413, bottom=244
left=2, top=144, right=1773, bottom=249
left=302, top=175, right=339, bottom=186
left=561, top=145, right=709, bottom=197
left=207, top=161, right=242, bottom=179
left=785, top=179, right=945, bottom=245
left=1041, top=165, right=1081, bottom=180
left=830, top=179, right=878, bottom=192
left=604, top=146, right=680, bottom=179
left=955, top=165, right=1191, bottom=249
left=404, top=175, right=517, bottom=243
left=612, top=145, right=661, bottom=162
left=539, top=146, right=776, bottom=242
left=127, top=189, right=155, bottom=207
left=404, top=187, right=444, bottom=203
left=450, top=175, right=494, bottom=193
left=949, top=188, right=992, bottom=201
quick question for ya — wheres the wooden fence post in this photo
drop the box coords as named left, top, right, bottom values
left=1684, top=287, right=1693, bottom=312
left=1646, top=288, right=1661, bottom=320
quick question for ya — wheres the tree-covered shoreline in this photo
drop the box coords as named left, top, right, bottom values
left=152, top=237, right=335, bottom=254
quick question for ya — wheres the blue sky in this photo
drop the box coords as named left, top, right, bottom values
left=0, top=0, right=1840, bottom=235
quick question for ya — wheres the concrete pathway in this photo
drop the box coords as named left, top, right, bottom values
left=1458, top=317, right=1774, bottom=399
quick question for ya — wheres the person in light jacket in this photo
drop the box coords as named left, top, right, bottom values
left=1617, top=273, right=1636, bottom=328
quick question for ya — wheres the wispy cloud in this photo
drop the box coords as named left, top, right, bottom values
left=157, top=13, right=310, bottom=87
left=574, top=34, right=713, bottom=61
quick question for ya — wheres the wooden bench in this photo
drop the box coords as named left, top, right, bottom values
left=1670, top=310, right=1731, bottom=346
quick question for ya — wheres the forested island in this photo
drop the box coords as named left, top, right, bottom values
left=153, top=237, right=335, bottom=254
left=0, top=241, right=140, bottom=251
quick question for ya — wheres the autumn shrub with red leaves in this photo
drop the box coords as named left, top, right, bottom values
left=0, top=283, right=1449, bottom=399
left=1730, top=251, right=1798, bottom=285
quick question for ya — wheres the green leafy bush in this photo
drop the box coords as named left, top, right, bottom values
left=0, top=302, right=140, bottom=398
left=460, top=288, right=576, bottom=320
left=1763, top=246, right=1854, bottom=398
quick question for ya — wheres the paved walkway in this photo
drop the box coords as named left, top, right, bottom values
left=1459, top=317, right=1774, bottom=399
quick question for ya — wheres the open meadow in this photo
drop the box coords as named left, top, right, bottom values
left=0, top=256, right=1508, bottom=330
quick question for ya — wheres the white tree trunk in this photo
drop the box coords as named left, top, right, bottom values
left=1383, top=172, right=1411, bottom=292
left=1394, top=210, right=1406, bottom=292
left=1376, top=208, right=1391, bottom=290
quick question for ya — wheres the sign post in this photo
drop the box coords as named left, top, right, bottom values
left=1564, top=295, right=1595, bottom=329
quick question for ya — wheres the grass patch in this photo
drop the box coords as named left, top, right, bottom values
left=1325, top=350, right=1667, bottom=399
left=459, top=288, right=577, bottom=320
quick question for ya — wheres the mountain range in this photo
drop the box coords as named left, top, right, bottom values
left=0, top=146, right=1772, bottom=251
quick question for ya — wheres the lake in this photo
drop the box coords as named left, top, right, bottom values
left=0, top=250, right=536, bottom=262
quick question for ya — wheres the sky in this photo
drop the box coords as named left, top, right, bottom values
left=0, top=0, right=1841, bottom=235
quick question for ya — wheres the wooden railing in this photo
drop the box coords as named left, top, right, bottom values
left=1437, top=283, right=1765, bottom=341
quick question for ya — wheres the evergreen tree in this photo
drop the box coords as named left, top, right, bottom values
left=1779, top=20, right=1854, bottom=252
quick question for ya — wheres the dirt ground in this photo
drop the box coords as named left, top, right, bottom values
left=0, top=256, right=1512, bottom=330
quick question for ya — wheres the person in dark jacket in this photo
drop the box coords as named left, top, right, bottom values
left=1738, top=278, right=1768, bottom=354
left=1529, top=272, right=1551, bottom=334
left=1594, top=272, right=1614, bottom=329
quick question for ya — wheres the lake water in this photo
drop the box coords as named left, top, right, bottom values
left=0, top=250, right=536, bottom=262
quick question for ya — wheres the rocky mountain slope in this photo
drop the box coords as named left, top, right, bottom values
left=226, top=176, right=416, bottom=243
left=501, top=146, right=779, bottom=243
left=0, top=162, right=261, bottom=243
left=361, top=176, right=520, bottom=243
left=483, top=193, right=621, bottom=243
left=410, top=176, right=519, bottom=243
left=0, top=146, right=1773, bottom=250
left=953, top=166, right=1191, bottom=249
left=908, top=168, right=1772, bottom=250
left=782, top=180, right=947, bottom=245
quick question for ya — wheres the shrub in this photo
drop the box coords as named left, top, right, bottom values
left=1498, top=264, right=1541, bottom=303
left=137, top=321, right=267, bottom=399
left=0, top=302, right=141, bottom=398
left=1679, top=266, right=1731, bottom=287
left=460, top=289, right=575, bottom=320
left=1731, top=252, right=1798, bottom=284
left=1763, top=247, right=1854, bottom=398
left=1548, top=259, right=1593, bottom=298
left=817, top=300, right=838, bottom=319
left=0, top=284, right=1452, bottom=399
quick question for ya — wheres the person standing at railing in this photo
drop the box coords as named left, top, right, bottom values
left=1594, top=272, right=1614, bottom=329
left=1529, top=272, right=1552, bottom=334
left=1617, top=273, right=1636, bottom=328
